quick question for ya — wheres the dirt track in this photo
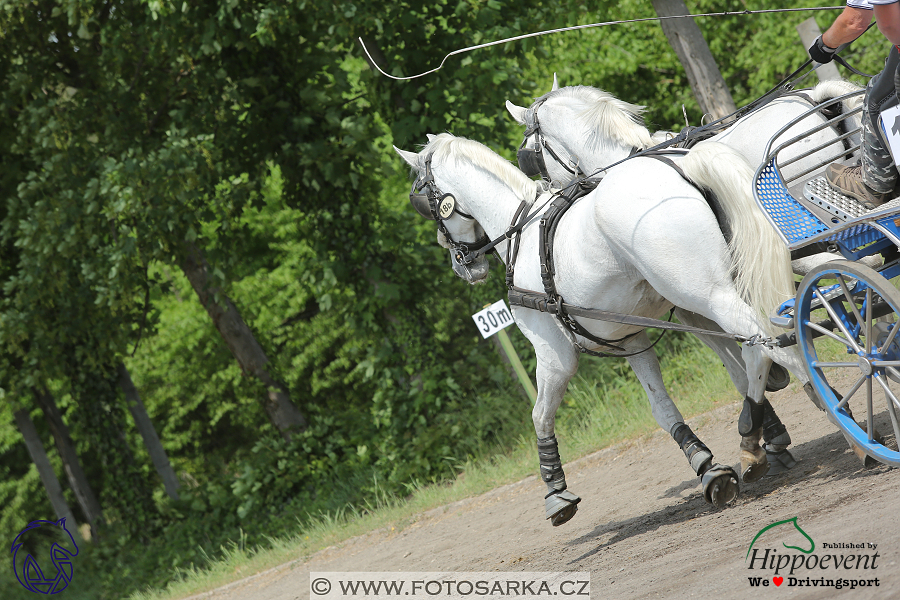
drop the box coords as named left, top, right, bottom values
left=185, top=377, right=900, bottom=600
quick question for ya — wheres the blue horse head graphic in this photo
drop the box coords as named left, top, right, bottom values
left=11, top=518, right=80, bottom=594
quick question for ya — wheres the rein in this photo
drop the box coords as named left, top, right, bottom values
left=410, top=154, right=780, bottom=352
left=526, top=23, right=877, bottom=194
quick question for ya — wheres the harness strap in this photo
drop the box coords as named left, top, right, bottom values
left=508, top=288, right=752, bottom=341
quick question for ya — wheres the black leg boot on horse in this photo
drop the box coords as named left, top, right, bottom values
left=537, top=435, right=581, bottom=526
left=739, top=396, right=769, bottom=482
left=826, top=46, right=900, bottom=207
left=670, top=423, right=739, bottom=508
left=761, top=397, right=797, bottom=474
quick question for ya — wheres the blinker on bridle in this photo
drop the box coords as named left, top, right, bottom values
left=516, top=98, right=584, bottom=181
left=409, top=153, right=491, bottom=266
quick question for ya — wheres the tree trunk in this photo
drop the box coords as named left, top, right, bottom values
left=32, top=387, right=103, bottom=537
left=117, top=363, right=180, bottom=500
left=13, top=407, right=82, bottom=543
left=651, top=0, right=737, bottom=120
left=179, top=241, right=307, bottom=440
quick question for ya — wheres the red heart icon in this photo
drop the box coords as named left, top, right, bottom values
left=773, top=577, right=783, bottom=587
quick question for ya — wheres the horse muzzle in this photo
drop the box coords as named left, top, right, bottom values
left=451, top=252, right=490, bottom=283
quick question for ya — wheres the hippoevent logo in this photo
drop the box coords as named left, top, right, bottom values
left=10, top=518, right=79, bottom=594
left=745, top=517, right=880, bottom=590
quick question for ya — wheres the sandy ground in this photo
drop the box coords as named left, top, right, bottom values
left=183, top=377, right=900, bottom=600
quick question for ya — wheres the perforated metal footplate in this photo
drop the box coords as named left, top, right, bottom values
left=803, top=176, right=870, bottom=222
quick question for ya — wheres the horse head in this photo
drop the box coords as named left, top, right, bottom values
left=394, top=136, right=493, bottom=284
left=506, top=79, right=655, bottom=187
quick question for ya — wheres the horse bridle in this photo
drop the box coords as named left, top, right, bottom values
left=409, top=153, right=492, bottom=266
left=517, top=98, right=585, bottom=181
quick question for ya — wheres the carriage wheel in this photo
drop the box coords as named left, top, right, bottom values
left=795, top=259, right=900, bottom=467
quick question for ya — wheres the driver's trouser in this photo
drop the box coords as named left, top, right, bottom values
left=861, top=46, right=900, bottom=194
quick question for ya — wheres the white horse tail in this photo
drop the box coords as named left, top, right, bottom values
left=679, top=141, right=794, bottom=332
left=809, top=79, right=864, bottom=109
left=809, top=80, right=864, bottom=133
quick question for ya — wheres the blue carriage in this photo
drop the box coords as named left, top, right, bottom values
left=754, top=87, right=900, bottom=467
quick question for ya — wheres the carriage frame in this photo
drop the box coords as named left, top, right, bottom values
left=753, top=87, right=900, bottom=467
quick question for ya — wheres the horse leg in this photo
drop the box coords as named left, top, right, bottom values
left=674, top=308, right=796, bottom=474
left=737, top=344, right=774, bottom=482
left=514, top=311, right=581, bottom=526
left=625, top=334, right=739, bottom=508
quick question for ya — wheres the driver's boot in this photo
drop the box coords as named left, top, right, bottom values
left=826, top=48, right=900, bottom=209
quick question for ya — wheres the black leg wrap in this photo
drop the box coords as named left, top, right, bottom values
left=670, top=423, right=713, bottom=476
left=738, top=396, right=764, bottom=437
left=761, top=398, right=791, bottom=447
left=537, top=436, right=567, bottom=493
left=760, top=397, right=796, bottom=473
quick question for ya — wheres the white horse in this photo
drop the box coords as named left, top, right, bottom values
left=395, top=132, right=809, bottom=526
left=507, top=82, right=853, bottom=475
left=506, top=77, right=866, bottom=277
left=508, top=75, right=862, bottom=185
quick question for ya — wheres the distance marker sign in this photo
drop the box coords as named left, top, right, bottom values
left=472, top=300, right=514, bottom=339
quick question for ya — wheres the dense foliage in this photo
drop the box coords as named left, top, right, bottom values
left=0, top=1, right=893, bottom=598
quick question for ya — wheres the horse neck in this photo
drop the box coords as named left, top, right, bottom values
left=577, top=136, right=635, bottom=176
left=542, top=109, right=635, bottom=178
left=442, top=164, right=527, bottom=241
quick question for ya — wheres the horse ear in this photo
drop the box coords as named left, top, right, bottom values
left=394, top=146, right=420, bottom=168
left=551, top=73, right=559, bottom=91
left=425, top=133, right=436, bottom=142
left=505, top=100, right=527, bottom=124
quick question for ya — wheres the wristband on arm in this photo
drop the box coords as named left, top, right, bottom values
left=808, top=35, right=837, bottom=64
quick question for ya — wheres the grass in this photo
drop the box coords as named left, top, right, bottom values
left=129, top=334, right=742, bottom=600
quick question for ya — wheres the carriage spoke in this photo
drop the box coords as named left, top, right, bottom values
left=875, top=374, right=900, bottom=446
left=805, top=321, right=857, bottom=350
left=884, top=368, right=900, bottom=411
left=872, top=360, right=900, bottom=367
left=836, top=374, right=867, bottom=411
left=814, top=287, right=862, bottom=353
left=838, top=274, right=865, bottom=332
left=812, top=362, right=857, bottom=368
left=866, top=288, right=872, bottom=355
left=867, top=376, right=874, bottom=443
left=879, top=320, right=900, bottom=354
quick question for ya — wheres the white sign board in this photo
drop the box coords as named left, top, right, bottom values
left=472, top=300, right=514, bottom=339
left=880, top=104, right=900, bottom=167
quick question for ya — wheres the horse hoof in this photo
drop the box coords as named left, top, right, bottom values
left=550, top=503, right=578, bottom=526
left=545, top=489, right=581, bottom=526
left=764, top=445, right=798, bottom=475
left=766, top=363, right=790, bottom=392
left=741, top=449, right=770, bottom=483
left=701, top=464, right=739, bottom=508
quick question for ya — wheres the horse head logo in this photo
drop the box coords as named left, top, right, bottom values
left=746, top=516, right=815, bottom=560
left=11, top=518, right=79, bottom=594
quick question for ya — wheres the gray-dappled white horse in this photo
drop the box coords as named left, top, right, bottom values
left=395, top=132, right=810, bottom=526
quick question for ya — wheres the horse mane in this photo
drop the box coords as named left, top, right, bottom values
left=419, top=133, right=539, bottom=203
left=535, top=86, right=656, bottom=151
